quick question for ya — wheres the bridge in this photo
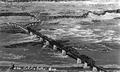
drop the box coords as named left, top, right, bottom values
left=20, top=27, right=107, bottom=72
left=1, top=23, right=108, bottom=71
left=0, top=12, right=39, bottom=21
left=2, top=23, right=120, bottom=72
left=0, top=21, right=43, bottom=33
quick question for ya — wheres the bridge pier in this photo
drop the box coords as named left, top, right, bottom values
left=92, top=67, right=98, bottom=72
left=33, top=35, right=38, bottom=39
left=29, top=32, right=34, bottom=36
left=48, top=67, right=52, bottom=71
left=62, top=50, right=67, bottom=56
left=42, top=40, right=50, bottom=48
left=77, top=58, right=82, bottom=64
left=53, top=45, right=57, bottom=50
left=29, top=35, right=37, bottom=40
left=31, top=17, right=36, bottom=21
left=38, top=37, right=43, bottom=42
left=99, top=70, right=102, bottom=72
left=83, top=62, right=88, bottom=68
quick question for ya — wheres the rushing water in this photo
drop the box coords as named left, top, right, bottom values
left=0, top=25, right=120, bottom=66
left=0, top=3, right=120, bottom=72
left=0, top=17, right=120, bottom=66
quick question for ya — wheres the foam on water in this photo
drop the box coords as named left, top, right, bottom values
left=52, top=53, right=68, bottom=58
left=0, top=52, right=25, bottom=60
left=88, top=13, right=120, bottom=20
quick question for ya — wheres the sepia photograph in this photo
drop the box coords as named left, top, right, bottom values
left=0, top=0, right=120, bottom=72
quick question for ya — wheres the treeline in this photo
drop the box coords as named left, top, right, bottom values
left=1, top=0, right=87, bottom=2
